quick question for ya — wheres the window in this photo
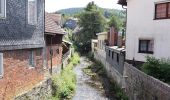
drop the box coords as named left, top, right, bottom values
left=112, top=51, right=114, bottom=59
left=56, top=48, right=59, bottom=54
left=117, top=53, right=119, bottom=64
left=28, top=0, right=37, bottom=25
left=0, top=0, right=6, bottom=18
left=139, top=40, right=154, bottom=54
left=29, top=51, right=35, bottom=67
left=155, top=2, right=170, bottom=19
left=36, top=49, right=42, bottom=56
left=0, top=53, right=3, bottom=78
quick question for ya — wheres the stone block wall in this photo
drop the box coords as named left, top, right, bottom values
left=124, top=63, right=170, bottom=100
left=14, top=78, right=52, bottom=100
left=0, top=49, right=44, bottom=100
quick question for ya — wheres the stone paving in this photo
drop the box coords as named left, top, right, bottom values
left=72, top=57, right=110, bottom=100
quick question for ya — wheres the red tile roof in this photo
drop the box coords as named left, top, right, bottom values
left=48, top=13, right=62, bottom=25
left=45, top=13, right=65, bottom=35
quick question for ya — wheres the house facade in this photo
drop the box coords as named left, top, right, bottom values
left=96, top=32, right=108, bottom=50
left=119, top=0, right=170, bottom=62
left=0, top=0, right=45, bottom=99
left=45, top=13, right=65, bottom=74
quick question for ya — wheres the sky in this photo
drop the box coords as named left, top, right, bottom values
left=45, top=0, right=123, bottom=13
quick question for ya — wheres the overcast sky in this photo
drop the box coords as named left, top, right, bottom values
left=45, top=0, right=123, bottom=12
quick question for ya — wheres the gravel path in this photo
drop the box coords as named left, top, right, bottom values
left=72, top=57, right=110, bottom=100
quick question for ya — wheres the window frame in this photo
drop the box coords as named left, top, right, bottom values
left=29, top=50, right=35, bottom=68
left=0, top=0, right=6, bottom=19
left=108, top=50, right=110, bottom=57
left=112, top=51, right=114, bottom=59
left=0, top=53, right=3, bottom=78
left=28, top=0, right=37, bottom=25
left=155, top=2, right=170, bottom=19
left=138, top=40, right=154, bottom=54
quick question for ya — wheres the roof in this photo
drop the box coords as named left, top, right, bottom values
left=118, top=0, right=127, bottom=6
left=62, top=40, right=72, bottom=45
left=96, top=32, right=108, bottom=35
left=92, top=39, right=98, bottom=43
left=45, top=13, right=65, bottom=35
left=106, top=46, right=125, bottom=53
left=48, top=13, right=62, bottom=25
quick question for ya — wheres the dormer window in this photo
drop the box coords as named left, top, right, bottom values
left=0, top=0, right=6, bottom=18
left=155, top=2, right=170, bottom=19
left=28, top=0, right=37, bottom=25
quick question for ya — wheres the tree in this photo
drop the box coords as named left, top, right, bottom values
left=77, top=1, right=106, bottom=50
left=108, top=15, right=123, bottom=31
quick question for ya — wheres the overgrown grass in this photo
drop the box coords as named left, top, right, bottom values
left=51, top=52, right=80, bottom=100
left=70, top=52, right=80, bottom=65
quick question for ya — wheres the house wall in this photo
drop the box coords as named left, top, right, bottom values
left=46, top=45, right=63, bottom=69
left=0, top=0, right=45, bottom=50
left=97, top=33, right=107, bottom=50
left=0, top=48, right=44, bottom=100
left=126, top=0, right=170, bottom=62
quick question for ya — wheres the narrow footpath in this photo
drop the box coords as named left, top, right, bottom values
left=72, top=57, right=116, bottom=100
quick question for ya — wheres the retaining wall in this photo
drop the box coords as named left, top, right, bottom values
left=124, top=63, right=170, bottom=100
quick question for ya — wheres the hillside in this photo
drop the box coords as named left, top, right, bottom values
left=57, top=7, right=126, bottom=19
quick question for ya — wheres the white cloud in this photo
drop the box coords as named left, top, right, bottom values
left=45, top=0, right=123, bottom=13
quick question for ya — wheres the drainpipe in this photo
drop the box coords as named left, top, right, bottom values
left=50, top=36, right=55, bottom=75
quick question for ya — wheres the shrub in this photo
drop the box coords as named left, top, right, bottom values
left=52, top=63, right=76, bottom=99
left=142, top=56, right=170, bottom=83
left=51, top=52, right=79, bottom=99
left=70, top=52, right=80, bottom=65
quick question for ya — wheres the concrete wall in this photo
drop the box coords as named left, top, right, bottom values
left=94, top=49, right=123, bottom=87
left=124, top=63, right=170, bottom=100
left=126, top=0, right=170, bottom=62
left=94, top=49, right=170, bottom=100
left=105, top=47, right=125, bottom=75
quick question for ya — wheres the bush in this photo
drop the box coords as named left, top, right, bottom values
left=52, top=63, right=76, bottom=99
left=70, top=52, right=80, bottom=65
left=142, top=56, right=170, bottom=83
left=51, top=52, right=80, bottom=99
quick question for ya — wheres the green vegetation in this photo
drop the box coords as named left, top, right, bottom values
left=74, top=2, right=106, bottom=52
left=108, top=15, right=123, bottom=31
left=142, top=56, right=170, bottom=83
left=51, top=52, right=80, bottom=100
left=57, top=7, right=126, bottom=20
left=84, top=56, right=128, bottom=100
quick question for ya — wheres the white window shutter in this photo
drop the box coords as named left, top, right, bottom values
left=28, top=0, right=37, bottom=25
left=0, top=53, right=3, bottom=78
left=0, top=0, right=6, bottom=18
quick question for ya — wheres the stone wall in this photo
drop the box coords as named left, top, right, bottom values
left=94, top=49, right=170, bottom=100
left=124, top=63, right=170, bottom=100
left=15, top=77, right=52, bottom=100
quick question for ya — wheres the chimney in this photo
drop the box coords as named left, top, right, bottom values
left=117, top=29, right=125, bottom=48
left=109, top=26, right=117, bottom=46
